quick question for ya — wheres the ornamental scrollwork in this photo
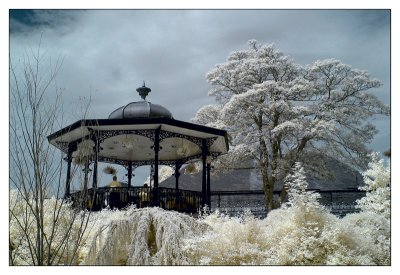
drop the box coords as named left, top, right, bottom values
left=158, top=130, right=202, bottom=148
left=159, top=130, right=218, bottom=150
left=97, top=129, right=155, bottom=144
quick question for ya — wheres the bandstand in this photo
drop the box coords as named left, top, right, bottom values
left=47, top=83, right=229, bottom=213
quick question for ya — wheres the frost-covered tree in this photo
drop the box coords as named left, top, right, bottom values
left=284, top=162, right=321, bottom=211
left=193, top=40, right=389, bottom=211
left=356, top=153, right=390, bottom=219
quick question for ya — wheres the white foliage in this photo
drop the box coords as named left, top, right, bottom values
left=330, top=211, right=390, bottom=265
left=192, top=104, right=226, bottom=129
left=83, top=207, right=209, bottom=265
left=182, top=198, right=389, bottom=265
left=181, top=162, right=390, bottom=265
left=356, top=153, right=390, bottom=219
left=183, top=211, right=270, bottom=265
left=9, top=189, right=89, bottom=265
left=284, top=162, right=322, bottom=211
left=10, top=158, right=390, bottom=266
left=10, top=193, right=390, bottom=266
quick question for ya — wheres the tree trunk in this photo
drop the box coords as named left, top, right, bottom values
left=256, top=113, right=277, bottom=212
left=261, top=166, right=274, bottom=212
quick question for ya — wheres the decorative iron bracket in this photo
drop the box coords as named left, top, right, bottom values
left=55, top=141, right=70, bottom=154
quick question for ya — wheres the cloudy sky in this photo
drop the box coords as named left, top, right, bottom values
left=8, top=9, right=391, bottom=186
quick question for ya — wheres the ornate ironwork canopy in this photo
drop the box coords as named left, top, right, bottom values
left=47, top=117, right=228, bottom=166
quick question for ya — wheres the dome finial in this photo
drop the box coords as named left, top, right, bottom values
left=136, top=81, right=151, bottom=101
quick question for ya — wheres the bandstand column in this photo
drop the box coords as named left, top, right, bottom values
left=83, top=159, right=90, bottom=192
left=92, top=135, right=99, bottom=189
left=175, top=161, right=182, bottom=190
left=64, top=143, right=76, bottom=198
left=127, top=161, right=133, bottom=187
left=152, top=127, right=161, bottom=206
left=77, top=157, right=89, bottom=209
left=206, top=161, right=211, bottom=208
left=175, top=161, right=182, bottom=208
left=201, top=139, right=207, bottom=207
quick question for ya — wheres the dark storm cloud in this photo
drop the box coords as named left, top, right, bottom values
left=9, top=10, right=35, bottom=32
left=9, top=9, right=391, bottom=183
left=10, top=9, right=78, bottom=35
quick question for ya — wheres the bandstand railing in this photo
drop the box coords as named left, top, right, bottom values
left=69, top=187, right=366, bottom=217
left=69, top=186, right=202, bottom=214
left=210, top=189, right=366, bottom=217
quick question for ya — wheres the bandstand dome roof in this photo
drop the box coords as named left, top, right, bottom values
left=108, top=101, right=173, bottom=120
left=108, top=83, right=173, bottom=119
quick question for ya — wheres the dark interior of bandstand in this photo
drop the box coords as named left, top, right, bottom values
left=47, top=84, right=229, bottom=214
